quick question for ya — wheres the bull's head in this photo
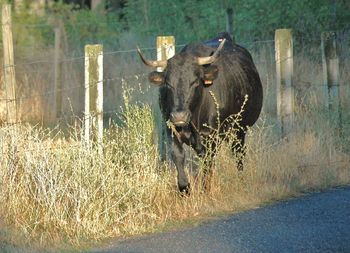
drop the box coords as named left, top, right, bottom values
left=137, top=39, right=225, bottom=127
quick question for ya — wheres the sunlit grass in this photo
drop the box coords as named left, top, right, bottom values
left=0, top=84, right=349, bottom=252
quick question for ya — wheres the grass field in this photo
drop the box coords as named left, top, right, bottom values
left=1, top=83, right=349, bottom=252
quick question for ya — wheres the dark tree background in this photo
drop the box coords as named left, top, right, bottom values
left=10, top=0, right=350, bottom=51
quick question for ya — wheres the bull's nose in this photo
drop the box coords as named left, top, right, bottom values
left=170, top=111, right=191, bottom=127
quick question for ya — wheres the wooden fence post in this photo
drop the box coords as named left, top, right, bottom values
left=226, top=7, right=234, bottom=42
left=14, top=0, right=23, bottom=13
left=54, top=22, right=62, bottom=120
left=84, top=44, right=103, bottom=151
left=321, top=31, right=341, bottom=131
left=2, top=4, right=17, bottom=124
left=96, top=45, right=104, bottom=152
left=275, top=29, right=294, bottom=138
left=156, top=36, right=175, bottom=160
left=156, top=36, right=175, bottom=72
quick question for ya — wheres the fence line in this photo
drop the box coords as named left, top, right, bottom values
left=0, top=67, right=348, bottom=105
left=4, top=43, right=345, bottom=72
left=0, top=47, right=348, bottom=101
left=3, top=34, right=350, bottom=72
left=6, top=35, right=350, bottom=71
left=0, top=47, right=175, bottom=71
left=1, top=76, right=146, bottom=103
left=0, top=17, right=349, bottom=141
left=0, top=74, right=148, bottom=103
left=11, top=42, right=350, bottom=70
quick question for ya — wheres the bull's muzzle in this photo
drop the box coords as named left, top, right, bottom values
left=170, top=111, right=191, bottom=127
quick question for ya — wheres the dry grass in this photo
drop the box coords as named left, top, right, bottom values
left=0, top=40, right=349, bottom=251
left=0, top=85, right=349, bottom=252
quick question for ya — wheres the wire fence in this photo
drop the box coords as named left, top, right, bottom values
left=0, top=20, right=349, bottom=131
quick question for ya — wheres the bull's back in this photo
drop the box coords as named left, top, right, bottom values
left=212, top=46, right=263, bottom=128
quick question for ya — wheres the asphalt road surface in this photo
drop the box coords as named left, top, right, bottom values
left=90, top=187, right=350, bottom=253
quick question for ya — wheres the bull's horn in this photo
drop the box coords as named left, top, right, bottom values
left=137, top=47, right=168, bottom=68
left=197, top=38, right=226, bottom=65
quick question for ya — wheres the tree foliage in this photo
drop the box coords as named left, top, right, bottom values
left=119, top=0, right=350, bottom=43
left=6, top=0, right=350, bottom=51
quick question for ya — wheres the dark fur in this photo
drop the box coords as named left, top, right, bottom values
left=152, top=34, right=263, bottom=193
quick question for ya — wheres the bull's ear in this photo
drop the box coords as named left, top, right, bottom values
left=149, top=71, right=165, bottom=85
left=203, top=65, right=219, bottom=86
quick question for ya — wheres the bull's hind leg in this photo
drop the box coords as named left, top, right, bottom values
left=231, top=129, right=246, bottom=171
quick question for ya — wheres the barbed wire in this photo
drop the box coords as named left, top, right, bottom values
left=1, top=31, right=347, bottom=71
left=0, top=73, right=148, bottom=103
left=0, top=78, right=347, bottom=121
left=7, top=42, right=349, bottom=72
left=0, top=45, right=173, bottom=71
left=0, top=59, right=347, bottom=104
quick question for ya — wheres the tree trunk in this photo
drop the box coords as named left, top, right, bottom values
left=142, top=0, right=149, bottom=30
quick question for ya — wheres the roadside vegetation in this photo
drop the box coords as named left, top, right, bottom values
left=0, top=0, right=350, bottom=251
left=1, top=85, right=349, bottom=251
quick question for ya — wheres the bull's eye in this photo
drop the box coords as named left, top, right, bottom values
left=149, top=71, right=165, bottom=85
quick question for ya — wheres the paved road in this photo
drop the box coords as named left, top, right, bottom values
left=90, top=187, right=350, bottom=253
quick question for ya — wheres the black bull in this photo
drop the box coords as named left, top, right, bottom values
left=138, top=33, right=263, bottom=193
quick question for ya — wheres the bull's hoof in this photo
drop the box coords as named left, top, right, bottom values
left=178, top=183, right=190, bottom=195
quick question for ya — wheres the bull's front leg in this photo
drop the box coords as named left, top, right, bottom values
left=171, top=139, right=189, bottom=193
